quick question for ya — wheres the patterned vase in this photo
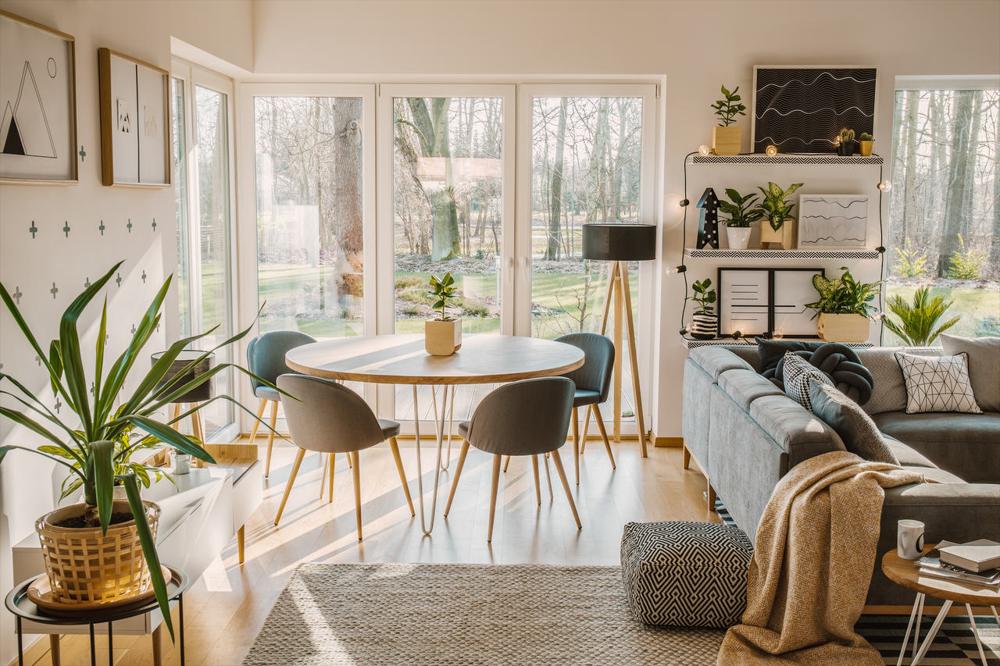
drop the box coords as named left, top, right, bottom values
left=690, top=313, right=719, bottom=340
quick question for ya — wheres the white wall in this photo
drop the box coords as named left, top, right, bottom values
left=0, top=1, right=252, bottom=661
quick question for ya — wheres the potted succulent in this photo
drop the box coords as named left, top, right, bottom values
left=711, top=85, right=746, bottom=156
left=0, top=261, right=273, bottom=639
left=858, top=132, right=874, bottom=157
left=836, top=128, right=857, bottom=156
left=805, top=267, right=881, bottom=342
left=719, top=188, right=763, bottom=250
left=882, top=287, right=960, bottom=346
left=757, top=181, right=803, bottom=250
left=688, top=279, right=719, bottom=339
left=425, top=272, right=462, bottom=356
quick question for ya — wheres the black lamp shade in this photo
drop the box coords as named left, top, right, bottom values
left=151, top=349, right=215, bottom=403
left=581, top=223, right=656, bottom=261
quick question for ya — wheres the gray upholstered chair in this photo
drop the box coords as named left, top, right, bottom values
left=444, top=377, right=581, bottom=542
left=246, top=330, right=316, bottom=478
left=503, top=333, right=616, bottom=484
left=274, top=374, right=415, bottom=538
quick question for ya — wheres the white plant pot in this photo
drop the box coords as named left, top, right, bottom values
left=725, top=226, right=752, bottom=250
left=817, top=313, right=870, bottom=343
left=425, top=318, right=463, bottom=356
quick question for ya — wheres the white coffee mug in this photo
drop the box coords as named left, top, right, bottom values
left=897, top=519, right=925, bottom=560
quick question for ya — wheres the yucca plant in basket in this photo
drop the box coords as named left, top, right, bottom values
left=0, top=261, right=278, bottom=639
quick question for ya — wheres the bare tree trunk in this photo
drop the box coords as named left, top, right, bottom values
left=546, top=98, right=568, bottom=260
left=900, top=91, right=919, bottom=251
left=938, top=91, right=980, bottom=275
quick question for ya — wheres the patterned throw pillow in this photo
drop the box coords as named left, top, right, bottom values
left=781, top=352, right=833, bottom=410
left=894, top=351, right=982, bottom=414
left=808, top=378, right=899, bottom=465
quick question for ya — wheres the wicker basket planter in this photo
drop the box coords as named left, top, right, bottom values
left=35, top=500, right=160, bottom=605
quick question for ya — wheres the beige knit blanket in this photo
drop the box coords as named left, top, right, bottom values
left=718, top=451, right=924, bottom=665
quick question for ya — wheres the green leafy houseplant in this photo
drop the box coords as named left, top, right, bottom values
left=712, top=85, right=746, bottom=127
left=882, top=287, right=960, bottom=346
left=428, top=272, right=458, bottom=320
left=0, top=261, right=275, bottom=638
left=757, top=182, right=803, bottom=231
left=425, top=273, right=462, bottom=355
left=805, top=267, right=881, bottom=318
left=719, top=189, right=763, bottom=227
left=691, top=278, right=717, bottom=315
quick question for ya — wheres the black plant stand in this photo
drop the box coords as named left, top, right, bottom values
left=5, top=567, right=188, bottom=666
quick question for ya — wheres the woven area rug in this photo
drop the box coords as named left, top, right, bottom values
left=243, top=563, right=723, bottom=665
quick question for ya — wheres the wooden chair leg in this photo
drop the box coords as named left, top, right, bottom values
left=503, top=454, right=511, bottom=473
left=49, top=634, right=61, bottom=666
left=169, top=402, right=181, bottom=424
left=444, top=440, right=471, bottom=517
left=352, top=451, right=363, bottom=541
left=580, top=407, right=592, bottom=454
left=682, top=445, right=691, bottom=470
left=264, top=400, right=278, bottom=478
left=592, top=405, right=616, bottom=470
left=388, top=437, right=415, bottom=516
left=320, top=452, right=328, bottom=500
left=571, top=407, right=580, bottom=485
left=550, top=449, right=582, bottom=530
left=707, top=479, right=717, bottom=512
left=487, top=454, right=502, bottom=542
left=191, top=407, right=205, bottom=443
left=327, top=452, right=336, bottom=504
left=531, top=455, right=541, bottom=506
left=247, top=399, right=267, bottom=442
left=237, top=525, right=245, bottom=565
left=273, top=447, right=306, bottom=526
left=151, top=625, right=162, bottom=666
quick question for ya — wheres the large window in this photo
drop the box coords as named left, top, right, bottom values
left=888, top=85, right=1000, bottom=340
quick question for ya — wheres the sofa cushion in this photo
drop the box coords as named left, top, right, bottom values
left=883, top=435, right=935, bottom=468
left=873, top=411, right=1000, bottom=483
left=718, top=368, right=783, bottom=410
left=858, top=347, right=939, bottom=415
left=748, top=394, right=846, bottom=465
left=895, top=351, right=981, bottom=414
left=901, top=465, right=965, bottom=484
left=781, top=353, right=834, bottom=410
left=809, top=379, right=898, bottom=465
left=689, top=347, right=754, bottom=381
left=940, top=334, right=1000, bottom=412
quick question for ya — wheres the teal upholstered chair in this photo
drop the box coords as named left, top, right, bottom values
left=444, top=377, right=581, bottom=542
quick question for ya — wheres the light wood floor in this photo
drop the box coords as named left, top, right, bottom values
left=22, top=440, right=715, bottom=666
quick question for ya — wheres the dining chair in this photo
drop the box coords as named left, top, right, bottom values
left=246, top=330, right=315, bottom=478
left=274, top=374, right=415, bottom=538
left=502, top=333, right=615, bottom=485
left=444, top=377, right=581, bottom=542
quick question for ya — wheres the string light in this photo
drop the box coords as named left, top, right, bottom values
left=732, top=330, right=743, bottom=340
left=698, top=145, right=711, bottom=156
left=665, top=265, right=687, bottom=275
left=772, top=330, right=784, bottom=340
left=679, top=198, right=690, bottom=207
left=877, top=180, right=892, bottom=192
left=765, top=145, right=778, bottom=157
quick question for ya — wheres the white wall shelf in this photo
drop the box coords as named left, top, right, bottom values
left=689, top=153, right=884, bottom=166
left=685, top=248, right=881, bottom=260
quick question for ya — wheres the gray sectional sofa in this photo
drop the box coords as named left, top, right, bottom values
left=682, top=345, right=1000, bottom=606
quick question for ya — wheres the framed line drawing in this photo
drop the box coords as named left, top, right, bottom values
left=751, top=65, right=877, bottom=154
left=798, top=194, right=869, bottom=248
left=718, top=267, right=824, bottom=337
left=98, top=48, right=170, bottom=186
left=771, top=268, right=824, bottom=338
left=0, top=9, right=78, bottom=184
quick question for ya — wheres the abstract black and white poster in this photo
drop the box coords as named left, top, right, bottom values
left=751, top=66, right=876, bottom=154
left=798, top=194, right=869, bottom=248
left=0, top=11, right=76, bottom=182
left=772, top=268, right=824, bottom=337
left=718, top=269, right=769, bottom=336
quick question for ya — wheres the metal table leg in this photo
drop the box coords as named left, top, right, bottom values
left=412, top=384, right=450, bottom=536
left=16, top=616, right=23, bottom=666
left=965, top=603, right=988, bottom=666
left=89, top=623, right=96, bottom=666
left=107, top=621, right=113, bottom=666
left=180, top=593, right=186, bottom=666
left=911, top=599, right=953, bottom=665
left=897, top=592, right=924, bottom=666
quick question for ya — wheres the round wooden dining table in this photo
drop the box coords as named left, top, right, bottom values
left=285, top=333, right=584, bottom=536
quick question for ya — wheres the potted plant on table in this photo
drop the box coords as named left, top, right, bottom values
left=0, top=261, right=272, bottom=639
left=882, top=287, right=960, bottom=346
left=711, top=85, right=747, bottom=156
left=757, top=181, right=803, bottom=250
left=858, top=132, right=874, bottom=156
left=836, top=128, right=857, bottom=156
left=805, top=267, right=881, bottom=342
left=425, top=272, right=462, bottom=356
left=688, top=279, right=719, bottom=339
left=719, top=188, right=763, bottom=250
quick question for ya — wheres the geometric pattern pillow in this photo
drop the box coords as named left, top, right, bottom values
left=620, top=521, right=752, bottom=628
left=781, top=352, right=834, bottom=411
left=894, top=351, right=982, bottom=414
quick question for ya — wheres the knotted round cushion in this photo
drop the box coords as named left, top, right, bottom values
left=767, top=343, right=874, bottom=405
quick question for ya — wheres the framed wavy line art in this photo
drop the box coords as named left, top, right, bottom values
left=751, top=66, right=877, bottom=154
left=798, top=194, right=869, bottom=249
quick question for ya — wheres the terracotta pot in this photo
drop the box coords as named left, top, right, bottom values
left=425, top=318, right=462, bottom=356
left=859, top=140, right=874, bottom=157
left=760, top=216, right=796, bottom=249
left=35, top=500, right=160, bottom=604
left=712, top=124, right=742, bottom=156
left=725, top=226, right=752, bottom=250
left=817, top=313, right=870, bottom=343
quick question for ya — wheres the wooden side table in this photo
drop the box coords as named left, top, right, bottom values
left=881, top=547, right=1000, bottom=666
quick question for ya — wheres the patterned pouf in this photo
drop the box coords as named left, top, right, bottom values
left=620, top=521, right=752, bottom=628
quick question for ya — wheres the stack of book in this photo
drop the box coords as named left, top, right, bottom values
left=918, top=539, right=1000, bottom=589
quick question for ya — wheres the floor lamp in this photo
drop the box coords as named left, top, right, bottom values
left=581, top=223, right=656, bottom=458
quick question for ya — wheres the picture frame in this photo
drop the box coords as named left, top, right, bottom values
left=98, top=47, right=170, bottom=187
left=0, top=9, right=78, bottom=184
left=798, top=194, right=869, bottom=248
left=751, top=65, right=877, bottom=154
left=718, top=267, right=824, bottom=337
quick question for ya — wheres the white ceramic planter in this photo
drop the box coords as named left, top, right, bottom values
left=817, top=313, right=870, bottom=342
left=725, top=226, right=752, bottom=250
left=425, top=318, right=463, bottom=356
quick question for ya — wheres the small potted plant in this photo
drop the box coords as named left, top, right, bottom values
left=836, top=128, right=857, bottom=156
left=858, top=132, right=874, bottom=157
left=757, top=181, right=803, bottom=250
left=425, top=272, right=462, bottom=356
left=718, top=188, right=763, bottom=250
left=805, top=267, right=881, bottom=342
left=711, top=85, right=746, bottom=156
left=688, top=278, right=718, bottom=339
